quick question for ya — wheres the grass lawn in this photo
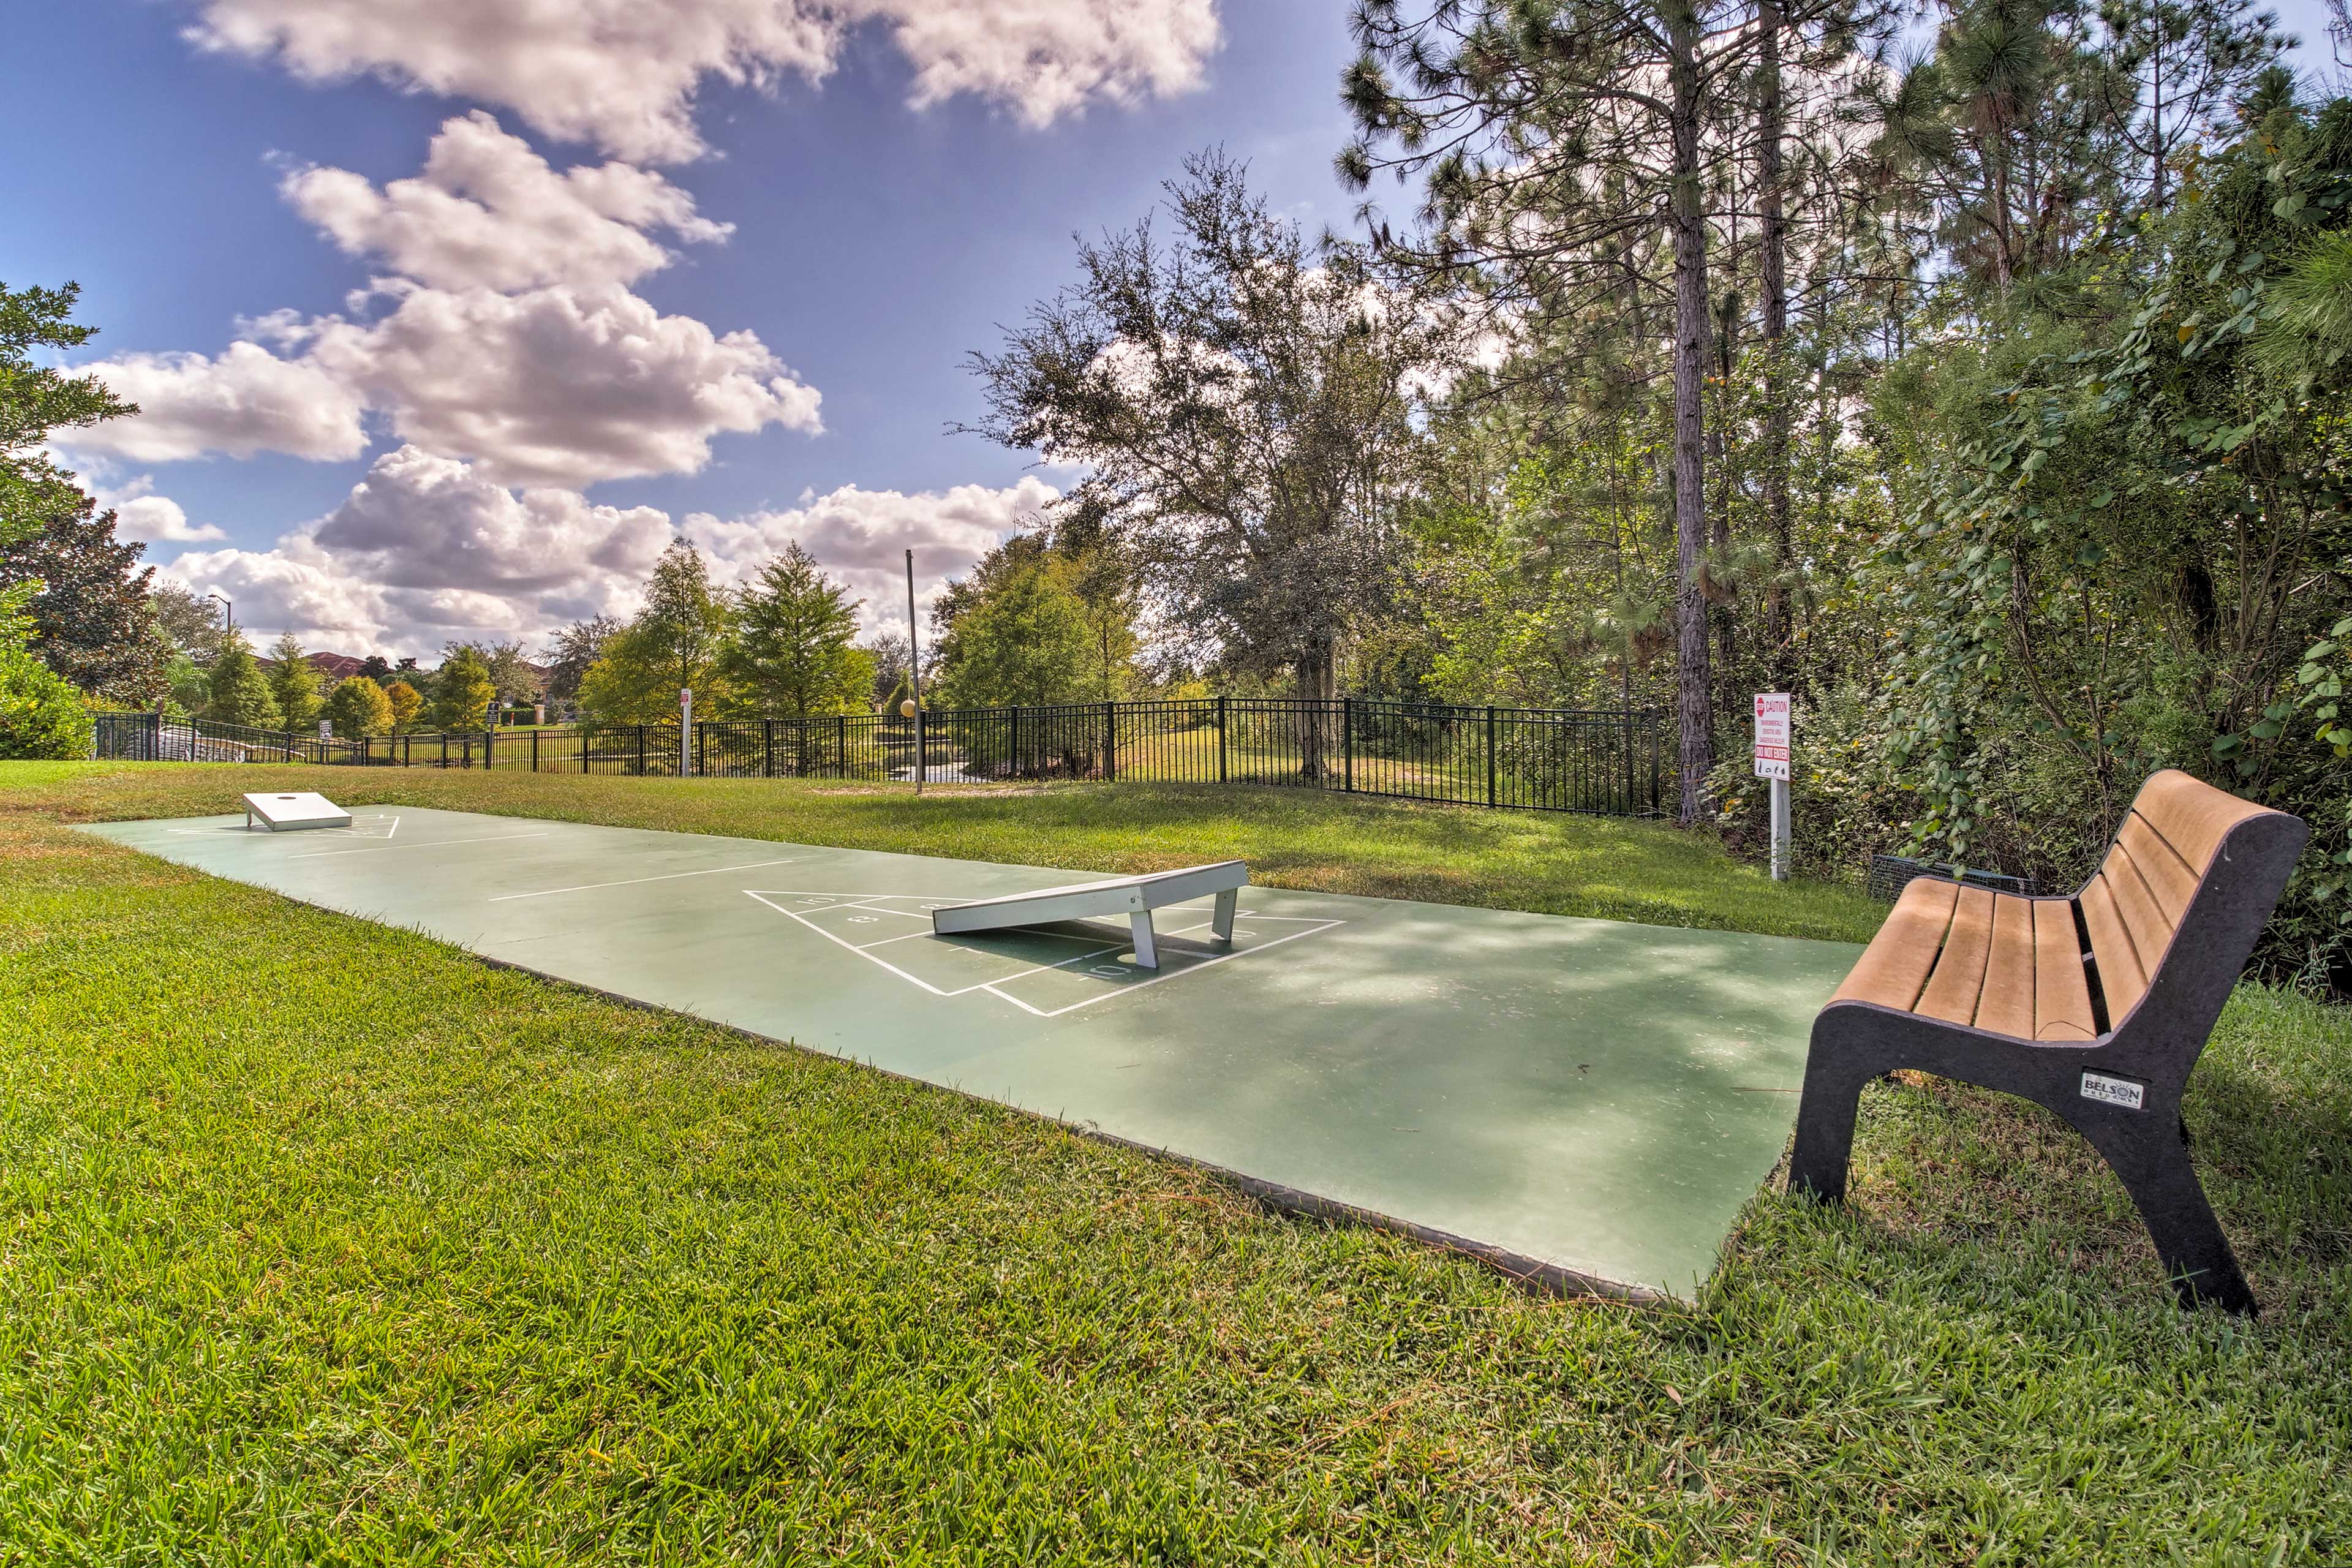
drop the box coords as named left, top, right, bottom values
left=2, top=761, right=2348, bottom=1564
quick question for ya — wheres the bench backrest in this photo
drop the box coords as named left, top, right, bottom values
left=2078, top=771, right=2306, bottom=1041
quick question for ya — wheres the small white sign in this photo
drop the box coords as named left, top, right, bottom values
left=318, top=719, right=333, bottom=740
left=1754, top=692, right=1792, bottom=780
left=2081, top=1070, right=2146, bottom=1111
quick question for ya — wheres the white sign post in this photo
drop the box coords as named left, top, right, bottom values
left=1754, top=692, right=1792, bottom=881
left=680, top=687, right=693, bottom=776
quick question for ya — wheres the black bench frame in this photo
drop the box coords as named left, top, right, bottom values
left=1789, top=793, right=2307, bottom=1314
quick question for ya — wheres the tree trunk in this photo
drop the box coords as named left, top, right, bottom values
left=1296, top=638, right=1338, bottom=783
left=1667, top=0, right=1716, bottom=826
left=1758, top=0, right=1794, bottom=692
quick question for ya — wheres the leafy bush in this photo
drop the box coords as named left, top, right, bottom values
left=0, top=644, right=92, bottom=758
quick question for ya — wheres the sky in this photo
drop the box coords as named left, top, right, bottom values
left=3, top=1, right=1363, bottom=658
left=4, top=0, right=2342, bottom=662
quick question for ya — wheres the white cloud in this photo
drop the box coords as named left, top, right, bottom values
left=153, top=455, right=1045, bottom=657
left=162, top=533, right=393, bottom=649
left=62, top=341, right=369, bottom=464
left=685, top=475, right=1058, bottom=625
left=307, top=282, right=821, bottom=485
left=89, top=475, right=228, bottom=544
left=314, top=444, right=673, bottom=599
left=282, top=111, right=731, bottom=292
left=161, top=445, right=674, bottom=653
left=187, top=0, right=1222, bottom=162
left=64, top=282, right=819, bottom=488
left=886, top=0, right=1221, bottom=129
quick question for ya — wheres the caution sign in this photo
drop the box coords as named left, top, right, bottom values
left=1754, top=692, right=1791, bottom=781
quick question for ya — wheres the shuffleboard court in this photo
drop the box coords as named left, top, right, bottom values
left=80, top=807, right=1861, bottom=1298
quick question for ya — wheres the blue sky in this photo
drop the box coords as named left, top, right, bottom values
left=3, top=1, right=1360, bottom=655
left=4, top=0, right=2341, bottom=657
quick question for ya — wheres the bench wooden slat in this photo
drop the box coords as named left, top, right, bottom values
left=2119, top=812, right=2200, bottom=927
left=2079, top=872, right=2150, bottom=1023
left=1917, top=883, right=1997, bottom=1024
left=1973, top=892, right=2038, bottom=1038
left=2032, top=899, right=2097, bottom=1040
left=2104, top=831, right=2182, bottom=971
left=1830, top=876, right=1956, bottom=1011
left=2132, top=768, right=2277, bottom=876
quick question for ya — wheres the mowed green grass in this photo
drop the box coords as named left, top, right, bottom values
left=2, top=763, right=2348, bottom=1564
left=0, top=759, right=1885, bottom=943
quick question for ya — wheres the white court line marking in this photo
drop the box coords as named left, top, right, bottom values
left=858, top=924, right=1105, bottom=951
left=166, top=812, right=400, bottom=839
left=489, top=857, right=801, bottom=902
left=744, top=891, right=1131, bottom=996
left=290, top=832, right=554, bottom=859
left=983, top=919, right=1345, bottom=1019
left=742, top=888, right=1344, bottom=1016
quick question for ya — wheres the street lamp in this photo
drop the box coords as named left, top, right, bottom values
left=203, top=592, right=233, bottom=636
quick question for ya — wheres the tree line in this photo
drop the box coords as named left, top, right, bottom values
left=943, top=0, right=2348, bottom=986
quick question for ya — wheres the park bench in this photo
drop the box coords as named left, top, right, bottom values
left=1789, top=770, right=2308, bottom=1313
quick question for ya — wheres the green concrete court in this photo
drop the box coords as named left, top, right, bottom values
left=82, top=805, right=1863, bottom=1298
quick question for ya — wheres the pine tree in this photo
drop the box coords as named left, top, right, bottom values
left=0, top=489, right=168, bottom=702
left=323, top=675, right=395, bottom=738
left=576, top=540, right=734, bottom=722
left=639, top=538, right=731, bottom=698
left=1343, top=0, right=1894, bottom=820
left=429, top=646, right=497, bottom=732
left=266, top=632, right=322, bottom=732
left=725, top=543, right=867, bottom=717
left=206, top=631, right=282, bottom=728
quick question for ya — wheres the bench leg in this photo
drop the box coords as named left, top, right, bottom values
left=1212, top=887, right=1238, bottom=942
left=1789, top=1050, right=1879, bottom=1204
left=2078, top=1113, right=2256, bottom=1314
left=1129, top=911, right=1159, bottom=970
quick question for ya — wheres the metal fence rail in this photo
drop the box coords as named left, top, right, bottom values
left=93, top=698, right=1665, bottom=818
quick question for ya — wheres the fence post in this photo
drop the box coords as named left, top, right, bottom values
left=636, top=725, right=646, bottom=775
left=485, top=726, right=494, bottom=771
left=837, top=714, right=847, bottom=778
left=1486, top=706, right=1498, bottom=807
left=1217, top=694, right=1228, bottom=783
left=1649, top=710, right=1661, bottom=814
left=532, top=728, right=540, bottom=774
left=1343, top=697, right=1354, bottom=792
left=1102, top=701, right=1117, bottom=782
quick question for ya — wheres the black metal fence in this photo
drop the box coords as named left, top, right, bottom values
left=93, top=697, right=1665, bottom=817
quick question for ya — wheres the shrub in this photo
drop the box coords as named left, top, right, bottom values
left=0, top=645, right=93, bottom=758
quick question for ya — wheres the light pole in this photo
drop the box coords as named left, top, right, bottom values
left=204, top=592, right=233, bottom=637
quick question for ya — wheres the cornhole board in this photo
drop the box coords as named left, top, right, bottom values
left=931, top=859, right=1247, bottom=970
left=241, top=791, right=353, bottom=832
